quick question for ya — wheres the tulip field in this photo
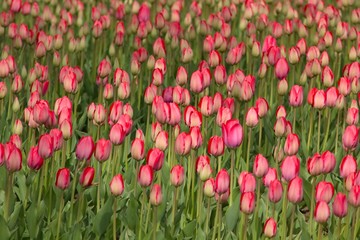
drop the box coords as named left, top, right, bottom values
left=2, top=0, right=360, bottom=239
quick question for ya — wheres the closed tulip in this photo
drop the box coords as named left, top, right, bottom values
left=333, top=193, right=348, bottom=218
left=79, top=167, right=95, bottom=188
left=342, top=125, right=359, bottom=151
left=253, top=154, right=269, bottom=178
left=110, top=174, right=125, bottom=196
left=207, top=136, right=225, bottom=157
left=314, top=201, right=330, bottom=223
left=5, top=144, right=22, bottom=172
left=146, top=148, right=164, bottom=171
left=263, top=168, right=278, bottom=187
left=284, top=133, right=300, bottom=156
left=240, top=192, right=256, bottom=214
left=289, top=85, right=303, bottom=107
left=281, top=156, right=300, bottom=181
left=263, top=218, right=277, bottom=238
left=315, top=181, right=334, bottom=203
left=340, top=155, right=357, bottom=178
left=27, top=146, right=44, bottom=171
left=307, top=153, right=324, bottom=176
left=55, top=168, right=71, bottom=190
left=287, top=176, right=303, bottom=203
left=150, top=184, right=162, bottom=206
left=174, top=132, right=192, bottom=156
left=268, top=179, right=283, bottom=203
left=238, top=172, right=256, bottom=193
left=321, top=151, right=336, bottom=174
left=38, top=134, right=54, bottom=159
left=222, top=119, right=243, bottom=148
left=76, top=136, right=95, bottom=161
left=245, top=107, right=259, bottom=127
left=131, top=138, right=145, bottom=160
left=349, top=185, right=360, bottom=207
left=94, top=139, right=112, bottom=162
left=215, top=169, right=230, bottom=194
left=170, top=165, right=185, bottom=187
left=109, top=123, right=125, bottom=145
left=138, top=165, right=154, bottom=187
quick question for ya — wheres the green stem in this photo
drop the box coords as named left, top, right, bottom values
left=230, top=149, right=235, bottom=205
left=76, top=190, right=84, bottom=222
left=218, top=202, right=222, bottom=240
left=352, top=208, right=357, bottom=240
left=281, top=183, right=288, bottom=240
left=205, top=198, right=211, bottom=236
left=4, top=172, right=13, bottom=222
left=97, top=162, right=103, bottom=212
left=337, top=218, right=342, bottom=239
left=293, top=107, right=296, bottom=134
left=309, top=177, right=317, bottom=237
left=56, top=192, right=64, bottom=240
left=317, top=111, right=321, bottom=153
left=153, top=206, right=157, bottom=240
left=322, top=108, right=331, bottom=151
left=289, top=205, right=296, bottom=240
left=172, top=187, right=178, bottom=234
left=37, top=168, right=45, bottom=205
left=253, top=178, right=261, bottom=240
left=246, top=128, right=252, bottom=171
left=211, top=199, right=220, bottom=240
left=61, top=141, right=67, bottom=167
left=242, top=213, right=248, bottom=240
left=138, top=188, right=146, bottom=240
left=113, top=198, right=117, bottom=240
left=318, top=224, right=323, bottom=240
left=69, top=161, right=80, bottom=226
left=335, top=110, right=341, bottom=155
left=307, top=109, right=314, bottom=151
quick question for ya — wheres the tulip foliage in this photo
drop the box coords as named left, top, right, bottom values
left=1, top=0, right=360, bottom=239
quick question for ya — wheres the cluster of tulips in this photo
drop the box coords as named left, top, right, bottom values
left=1, top=0, right=360, bottom=239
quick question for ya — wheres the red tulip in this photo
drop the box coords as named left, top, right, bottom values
left=150, top=184, right=163, bottom=206
left=238, top=171, right=256, bottom=193
left=340, top=155, right=357, bottom=178
left=263, top=168, right=278, bottom=187
left=146, top=148, right=164, bottom=171
left=215, top=169, right=230, bottom=194
left=287, top=176, right=303, bottom=203
left=253, top=154, right=269, bottom=178
left=75, top=136, right=95, bottom=161
left=131, top=138, right=145, bottom=160
left=240, top=192, right=256, bottom=214
left=174, top=132, right=192, bottom=156
left=79, top=167, right=95, bottom=188
left=38, top=134, right=54, bottom=159
left=55, top=168, right=71, bottom=190
left=315, top=181, right=334, bottom=203
left=27, top=146, right=44, bottom=171
left=138, top=165, right=153, bottom=187
left=307, top=153, right=324, bottom=176
left=314, top=201, right=330, bottom=223
left=349, top=185, right=360, bottom=207
left=333, top=193, right=348, bottom=218
left=281, top=156, right=300, bottom=181
left=342, top=125, right=359, bottom=151
left=49, top=129, right=63, bottom=152
left=207, top=136, right=225, bottom=157
left=110, top=174, right=125, bottom=196
left=268, top=179, right=283, bottom=203
left=263, top=218, right=277, bottom=238
left=284, top=133, right=300, bottom=156
left=222, top=119, right=243, bottom=148
left=94, top=139, right=112, bottom=162
left=170, top=165, right=185, bottom=187
left=321, top=151, right=336, bottom=174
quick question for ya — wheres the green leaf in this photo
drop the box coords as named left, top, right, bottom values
left=225, top=194, right=240, bottom=231
left=125, top=196, right=138, bottom=231
left=93, top=197, right=114, bottom=236
left=183, top=220, right=196, bottom=237
left=0, top=215, right=10, bottom=240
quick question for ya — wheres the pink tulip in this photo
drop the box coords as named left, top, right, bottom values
left=307, top=153, right=324, bottom=176
left=131, top=138, right=145, bottom=160
left=333, top=193, right=348, bottom=218
left=215, top=169, right=230, bottom=194
left=269, top=179, right=283, bottom=203
left=94, top=139, right=112, bottom=162
left=189, top=127, right=203, bottom=150
left=240, top=192, right=256, bottom=214
left=253, top=154, right=269, bottom=178
left=138, top=165, right=153, bottom=187
left=284, top=133, right=300, bottom=156
left=204, top=178, right=216, bottom=197
left=154, top=130, right=168, bottom=151
left=281, top=156, right=300, bottom=181
left=263, top=218, right=277, bottom=238
left=33, top=100, right=50, bottom=125
left=49, top=129, right=63, bottom=152
left=27, top=146, right=44, bottom=171
left=110, top=174, right=125, bottom=196
left=263, top=168, right=278, bottom=187
left=146, top=148, right=164, bottom=171
left=287, top=176, right=303, bottom=203
left=340, top=155, right=357, bottom=178
left=321, top=151, right=336, bottom=174
left=255, top=98, right=269, bottom=118
left=349, top=185, right=360, bottom=207
left=38, top=134, right=54, bottom=159
left=275, top=58, right=289, bottom=80
left=238, top=172, right=256, bottom=193
left=79, top=167, right=95, bottom=188
left=55, top=168, right=71, bottom=190
left=75, top=136, right=95, bottom=161
left=314, top=201, right=330, bottom=223
left=207, top=136, right=225, bottom=157
left=170, top=165, right=185, bottom=187
left=222, top=119, right=243, bottom=148
left=342, top=125, right=359, bottom=151
left=315, top=181, right=334, bottom=203
left=109, top=124, right=125, bottom=145
left=150, top=184, right=163, bottom=206
left=174, top=132, right=192, bottom=156
left=289, top=85, right=303, bottom=107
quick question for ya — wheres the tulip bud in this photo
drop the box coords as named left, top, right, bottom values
left=238, top=172, right=256, bottom=193
left=110, top=174, right=125, bottom=196
left=150, top=184, right=162, bottom=206
left=315, top=181, right=334, bottom=203
left=131, top=138, right=145, bottom=160
left=38, top=134, right=54, bottom=159
left=215, top=169, right=230, bottom=194
left=275, top=58, right=289, bottom=80
left=170, top=165, right=185, bottom=187
left=174, top=132, right=192, bottom=156
left=240, top=192, right=255, bottom=214
left=94, top=139, right=112, bottom=162
left=268, top=179, right=283, bottom=203
left=340, top=155, right=357, bottom=178
left=138, top=165, right=153, bottom=187
left=222, top=119, right=243, bottom=148
left=146, top=148, right=164, bottom=171
left=79, top=167, right=95, bottom=188
left=277, top=78, right=288, bottom=96
left=281, top=156, right=300, bottom=182
left=263, top=218, right=277, bottom=238
left=333, top=193, right=348, bottom=218
left=314, top=201, right=330, bottom=223
left=75, top=136, right=95, bottom=161
left=245, top=107, right=259, bottom=127
left=253, top=154, right=269, bottom=178
left=55, top=168, right=71, bottom=190
left=349, top=185, right=360, bottom=207
left=204, top=178, right=215, bottom=197
left=12, top=119, right=23, bottom=135
left=207, top=136, right=225, bottom=157
left=342, top=125, right=359, bottom=151
left=27, top=146, right=44, bottom=171
left=287, top=176, right=303, bottom=203
left=284, top=133, right=300, bottom=156
left=263, top=168, right=278, bottom=187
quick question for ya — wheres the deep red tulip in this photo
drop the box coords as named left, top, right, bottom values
left=79, top=167, right=95, bottom=188
left=75, top=136, right=95, bottom=161
left=27, top=146, right=44, bottom=171
left=55, top=168, right=70, bottom=190
left=146, top=148, right=164, bottom=171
